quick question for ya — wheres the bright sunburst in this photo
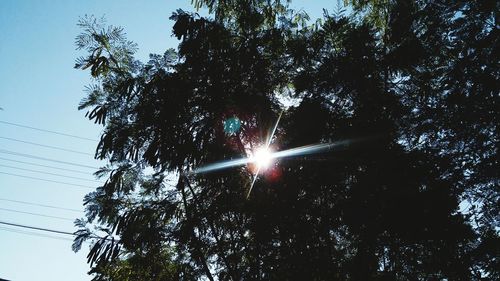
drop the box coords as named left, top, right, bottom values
left=190, top=108, right=370, bottom=198
left=252, top=147, right=273, bottom=169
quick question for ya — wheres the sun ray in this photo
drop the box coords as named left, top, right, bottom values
left=191, top=137, right=371, bottom=175
left=246, top=111, right=282, bottom=198
left=190, top=108, right=376, bottom=198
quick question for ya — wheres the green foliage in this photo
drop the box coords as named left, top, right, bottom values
left=345, top=0, right=391, bottom=33
left=75, top=16, right=137, bottom=78
left=89, top=248, right=179, bottom=281
left=74, top=1, right=499, bottom=280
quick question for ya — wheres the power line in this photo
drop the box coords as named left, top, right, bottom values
left=0, top=221, right=118, bottom=242
left=0, top=220, right=75, bottom=236
left=0, top=226, right=75, bottom=242
left=0, top=149, right=99, bottom=169
left=0, top=157, right=93, bottom=175
left=0, top=164, right=104, bottom=183
left=0, top=171, right=95, bottom=189
left=0, top=207, right=75, bottom=221
left=0, top=136, right=93, bottom=156
left=0, top=120, right=98, bottom=142
left=0, top=197, right=83, bottom=213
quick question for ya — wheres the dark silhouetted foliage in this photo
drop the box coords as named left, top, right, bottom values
left=74, top=1, right=498, bottom=280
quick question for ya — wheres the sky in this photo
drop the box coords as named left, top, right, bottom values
left=0, top=1, right=335, bottom=280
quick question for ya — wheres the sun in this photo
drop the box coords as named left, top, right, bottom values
left=253, top=147, right=273, bottom=169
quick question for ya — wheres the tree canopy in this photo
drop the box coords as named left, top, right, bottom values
left=73, top=1, right=499, bottom=280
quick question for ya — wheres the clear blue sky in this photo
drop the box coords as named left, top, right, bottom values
left=0, top=1, right=335, bottom=280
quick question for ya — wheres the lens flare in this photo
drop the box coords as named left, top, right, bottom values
left=252, top=147, right=273, bottom=169
left=191, top=137, right=374, bottom=175
left=190, top=103, right=377, bottom=199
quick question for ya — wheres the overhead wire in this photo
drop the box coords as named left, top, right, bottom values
left=0, top=122, right=105, bottom=244
left=0, top=164, right=103, bottom=183
left=0, top=220, right=75, bottom=236
left=0, top=207, right=75, bottom=221
left=0, top=226, right=75, bottom=242
left=0, top=120, right=98, bottom=142
left=0, top=136, right=93, bottom=156
left=0, top=157, right=93, bottom=175
left=0, top=221, right=119, bottom=242
left=0, top=149, right=99, bottom=169
left=0, top=197, right=83, bottom=213
left=0, top=171, right=95, bottom=189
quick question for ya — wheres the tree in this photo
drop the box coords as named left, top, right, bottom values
left=347, top=1, right=499, bottom=277
left=73, top=1, right=498, bottom=280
